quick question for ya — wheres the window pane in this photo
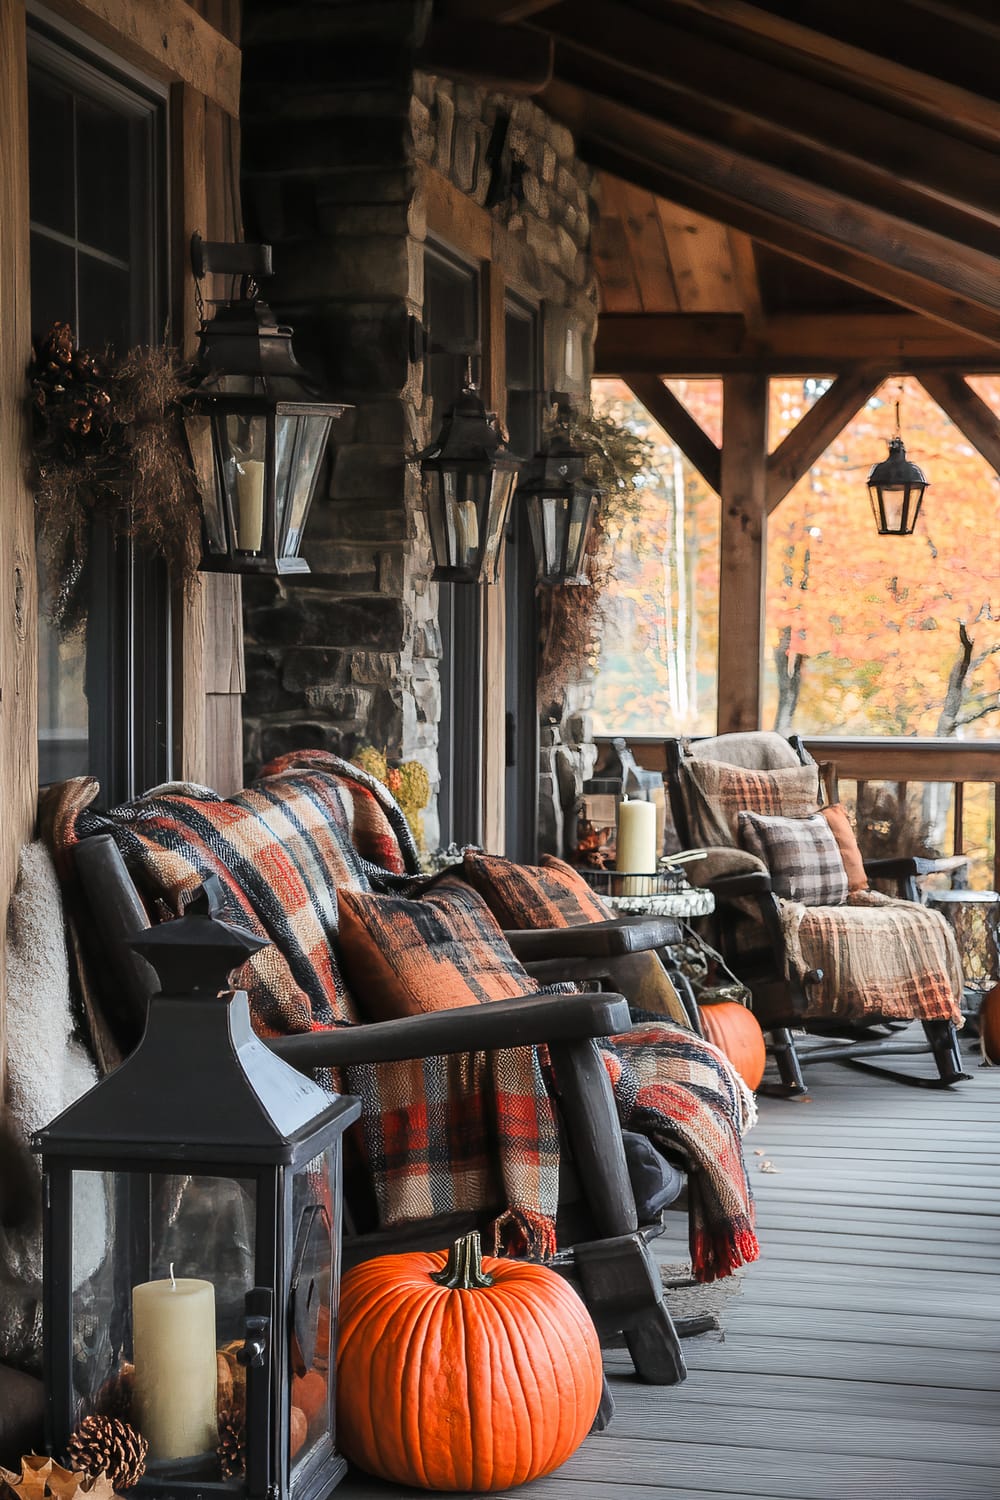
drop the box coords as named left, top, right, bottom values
left=76, top=95, right=132, bottom=261
left=29, top=231, right=75, bottom=337
left=78, top=253, right=131, bottom=351
left=28, top=73, right=74, bottom=237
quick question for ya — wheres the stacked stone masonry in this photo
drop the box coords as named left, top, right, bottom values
left=240, top=0, right=597, bottom=852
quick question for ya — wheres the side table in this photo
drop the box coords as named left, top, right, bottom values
left=603, top=886, right=715, bottom=920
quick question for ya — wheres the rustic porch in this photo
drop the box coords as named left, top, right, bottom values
left=336, top=1028, right=1000, bottom=1500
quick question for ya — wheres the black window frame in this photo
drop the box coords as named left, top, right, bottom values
left=29, top=13, right=173, bottom=803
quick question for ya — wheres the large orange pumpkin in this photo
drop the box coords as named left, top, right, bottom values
left=699, top=1001, right=767, bottom=1091
left=980, top=981, right=1000, bottom=1064
left=337, top=1232, right=602, bottom=1491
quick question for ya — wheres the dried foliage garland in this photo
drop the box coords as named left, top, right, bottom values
left=28, top=322, right=202, bottom=634
left=536, top=404, right=652, bottom=710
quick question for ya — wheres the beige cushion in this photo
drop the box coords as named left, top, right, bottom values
left=686, top=731, right=803, bottom=771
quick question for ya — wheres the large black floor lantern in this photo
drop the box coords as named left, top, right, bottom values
left=36, top=878, right=360, bottom=1500
left=516, top=409, right=602, bottom=585
left=418, top=374, right=522, bottom=583
left=184, top=236, right=350, bottom=575
left=866, top=389, right=930, bottom=536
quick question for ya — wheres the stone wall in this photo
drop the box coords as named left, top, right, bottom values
left=239, top=0, right=597, bottom=853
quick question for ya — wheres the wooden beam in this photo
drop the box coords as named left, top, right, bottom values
left=625, top=375, right=721, bottom=495
left=597, top=174, right=678, bottom=314
left=728, top=231, right=765, bottom=340
left=718, top=374, right=768, bottom=733
left=36, top=0, right=240, bottom=115
left=418, top=20, right=553, bottom=94
left=559, top=115, right=1000, bottom=347
left=547, top=6, right=1000, bottom=238
left=445, top=0, right=562, bottom=19
left=595, top=312, right=1000, bottom=376
left=766, top=367, right=889, bottom=512
left=0, top=0, right=38, bottom=1073
left=917, top=371, right=1000, bottom=477
left=663, top=0, right=1000, bottom=147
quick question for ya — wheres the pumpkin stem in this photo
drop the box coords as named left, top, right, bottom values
left=430, top=1232, right=495, bottom=1290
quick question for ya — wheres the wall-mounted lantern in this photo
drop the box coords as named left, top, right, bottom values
left=36, top=878, right=360, bottom=1500
left=184, top=236, right=350, bottom=575
left=866, top=392, right=929, bottom=536
left=516, top=410, right=602, bottom=585
left=418, top=377, right=522, bottom=584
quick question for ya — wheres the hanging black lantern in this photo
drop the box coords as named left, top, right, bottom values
left=184, top=236, right=350, bottom=575
left=419, top=380, right=522, bottom=583
left=36, top=878, right=360, bottom=1500
left=867, top=436, right=929, bottom=536
left=516, top=413, right=602, bottom=586
left=866, top=387, right=929, bottom=536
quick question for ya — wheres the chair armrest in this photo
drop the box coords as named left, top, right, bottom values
left=266, top=990, right=632, bottom=1069
left=864, top=854, right=969, bottom=880
left=707, top=870, right=774, bottom=899
left=505, top=915, right=680, bottom=962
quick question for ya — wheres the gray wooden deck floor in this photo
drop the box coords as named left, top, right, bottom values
left=335, top=1031, right=1000, bottom=1499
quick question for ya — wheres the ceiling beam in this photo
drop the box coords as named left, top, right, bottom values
left=918, top=372, right=1000, bottom=477
left=625, top=375, right=721, bottom=494
left=727, top=232, right=765, bottom=340
left=545, top=86, right=1000, bottom=346
left=444, top=0, right=562, bottom=18
left=766, top=367, right=889, bottom=512
left=595, top=312, right=1000, bottom=375
left=418, top=20, right=553, bottom=91
left=545, top=6, right=1000, bottom=240
left=661, top=0, right=1000, bottom=146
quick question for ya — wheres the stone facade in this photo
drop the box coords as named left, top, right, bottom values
left=240, top=0, right=597, bottom=853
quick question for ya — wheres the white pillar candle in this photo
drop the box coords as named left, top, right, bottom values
left=133, top=1270, right=218, bottom=1461
left=235, top=459, right=266, bottom=551
left=616, top=798, right=657, bottom=875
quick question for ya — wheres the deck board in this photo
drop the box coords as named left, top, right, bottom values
left=333, top=1030, right=1000, bottom=1499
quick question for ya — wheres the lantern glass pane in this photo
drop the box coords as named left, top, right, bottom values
left=481, top=469, right=518, bottom=582
left=289, top=1147, right=338, bottom=1473
left=220, top=414, right=269, bottom=553
left=69, top=1169, right=257, bottom=1477
left=430, top=469, right=490, bottom=572
left=184, top=412, right=227, bottom=554
left=276, top=412, right=332, bottom=558
left=542, top=494, right=567, bottom=574
left=879, top=485, right=906, bottom=534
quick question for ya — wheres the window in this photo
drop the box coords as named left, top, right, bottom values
left=29, top=23, right=171, bottom=800
left=424, top=242, right=482, bottom=847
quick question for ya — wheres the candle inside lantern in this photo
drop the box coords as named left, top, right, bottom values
left=235, top=459, right=266, bottom=551
left=616, top=797, right=657, bottom=886
left=132, top=1266, right=218, bottom=1461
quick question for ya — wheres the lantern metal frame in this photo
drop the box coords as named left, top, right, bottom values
left=418, top=376, right=523, bottom=584
left=516, top=408, right=602, bottom=586
left=866, top=393, right=930, bottom=536
left=36, top=880, right=360, bottom=1500
left=184, top=236, right=350, bottom=576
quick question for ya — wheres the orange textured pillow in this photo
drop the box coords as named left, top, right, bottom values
left=820, top=804, right=869, bottom=893
left=336, top=876, right=543, bottom=1020
left=462, top=851, right=611, bottom=929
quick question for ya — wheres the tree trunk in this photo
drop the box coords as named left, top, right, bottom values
left=773, top=625, right=803, bottom=734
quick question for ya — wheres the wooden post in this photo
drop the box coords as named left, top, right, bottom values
left=718, top=374, right=768, bottom=733
left=0, top=0, right=36, bottom=1072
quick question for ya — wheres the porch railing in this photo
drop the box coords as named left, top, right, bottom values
left=592, top=734, right=1000, bottom=892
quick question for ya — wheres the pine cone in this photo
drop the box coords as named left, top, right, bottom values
left=216, top=1403, right=245, bottom=1481
left=66, top=1416, right=148, bottom=1491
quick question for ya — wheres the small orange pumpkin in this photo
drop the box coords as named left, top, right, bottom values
left=292, top=1370, right=327, bottom=1426
left=289, top=1404, right=307, bottom=1459
left=337, top=1232, right=602, bottom=1491
left=979, top=981, right=1000, bottom=1064
left=699, top=1001, right=767, bottom=1091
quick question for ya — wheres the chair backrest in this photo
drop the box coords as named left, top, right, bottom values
left=665, top=732, right=812, bottom=848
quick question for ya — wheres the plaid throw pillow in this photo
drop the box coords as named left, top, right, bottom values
left=462, top=851, right=612, bottom=928
left=738, top=810, right=849, bottom=906
left=683, top=759, right=819, bottom=847
left=337, top=875, right=547, bottom=1020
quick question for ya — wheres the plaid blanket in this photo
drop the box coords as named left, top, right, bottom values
left=781, top=889, right=963, bottom=1025
left=47, top=754, right=758, bottom=1282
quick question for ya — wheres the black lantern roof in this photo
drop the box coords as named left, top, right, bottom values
left=35, top=881, right=359, bottom=1166
left=420, top=384, right=516, bottom=468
